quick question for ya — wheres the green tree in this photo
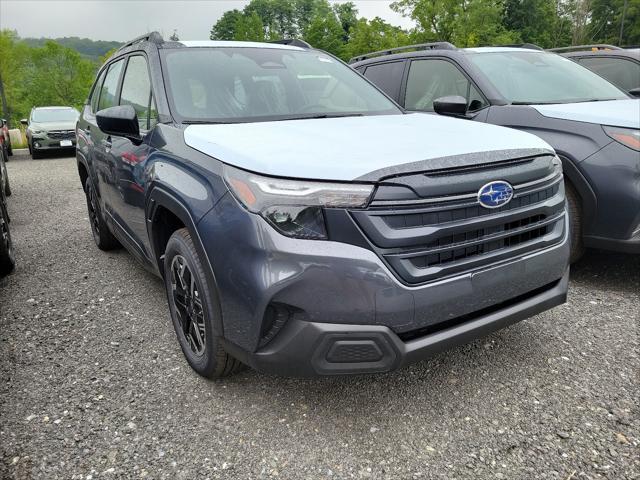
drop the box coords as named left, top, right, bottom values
left=304, top=13, right=346, bottom=57
left=234, top=11, right=266, bottom=41
left=0, top=30, right=31, bottom=125
left=23, top=41, right=95, bottom=113
left=210, top=9, right=243, bottom=40
left=590, top=0, right=640, bottom=45
left=392, top=0, right=518, bottom=47
left=333, top=2, right=359, bottom=42
left=344, top=17, right=409, bottom=61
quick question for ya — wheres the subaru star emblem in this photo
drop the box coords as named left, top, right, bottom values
left=477, top=181, right=514, bottom=209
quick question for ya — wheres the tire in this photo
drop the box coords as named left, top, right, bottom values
left=83, top=177, right=120, bottom=250
left=0, top=193, right=15, bottom=276
left=4, top=172, right=10, bottom=197
left=7, top=143, right=12, bottom=157
left=163, top=228, right=243, bottom=379
left=565, top=180, right=585, bottom=263
left=31, top=142, right=41, bottom=159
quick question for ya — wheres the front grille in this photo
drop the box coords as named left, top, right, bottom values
left=351, top=155, right=566, bottom=285
left=47, top=130, right=75, bottom=140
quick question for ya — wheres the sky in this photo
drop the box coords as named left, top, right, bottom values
left=0, top=0, right=415, bottom=41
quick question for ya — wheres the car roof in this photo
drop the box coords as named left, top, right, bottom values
left=351, top=45, right=546, bottom=67
left=175, top=40, right=305, bottom=51
left=463, top=47, right=543, bottom=54
left=560, top=49, right=640, bottom=60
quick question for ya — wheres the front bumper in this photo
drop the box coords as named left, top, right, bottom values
left=579, top=141, right=640, bottom=252
left=200, top=193, right=570, bottom=375
left=226, top=268, right=569, bottom=376
left=30, top=135, right=76, bottom=150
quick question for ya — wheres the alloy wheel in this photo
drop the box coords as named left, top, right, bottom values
left=170, top=255, right=206, bottom=356
left=0, top=201, right=13, bottom=258
left=87, top=184, right=101, bottom=237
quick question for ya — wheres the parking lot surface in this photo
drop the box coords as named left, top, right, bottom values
left=1, top=153, right=638, bottom=479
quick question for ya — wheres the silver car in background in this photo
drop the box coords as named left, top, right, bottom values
left=22, top=106, right=79, bottom=159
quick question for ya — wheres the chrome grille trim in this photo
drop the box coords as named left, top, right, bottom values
left=351, top=162, right=567, bottom=285
left=369, top=167, right=562, bottom=208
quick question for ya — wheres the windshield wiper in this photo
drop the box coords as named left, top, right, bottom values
left=510, top=101, right=560, bottom=105
left=182, top=120, right=232, bottom=125
left=286, top=113, right=365, bottom=120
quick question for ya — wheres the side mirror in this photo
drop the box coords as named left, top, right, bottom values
left=20, top=119, right=28, bottom=126
left=96, top=105, right=141, bottom=144
left=629, top=87, right=640, bottom=98
left=433, top=95, right=468, bottom=117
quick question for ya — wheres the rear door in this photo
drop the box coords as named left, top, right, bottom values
left=77, top=68, right=106, bottom=184
left=103, top=54, right=158, bottom=258
left=92, top=58, right=126, bottom=214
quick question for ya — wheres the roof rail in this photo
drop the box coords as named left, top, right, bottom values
left=494, top=43, right=544, bottom=51
left=270, top=39, right=312, bottom=49
left=349, top=42, right=457, bottom=64
left=117, top=31, right=164, bottom=52
left=548, top=44, right=622, bottom=53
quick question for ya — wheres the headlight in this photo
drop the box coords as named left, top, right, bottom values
left=223, top=165, right=374, bottom=240
left=603, top=126, right=640, bottom=151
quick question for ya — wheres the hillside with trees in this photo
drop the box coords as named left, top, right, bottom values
left=20, top=36, right=121, bottom=62
left=1, top=0, right=638, bottom=129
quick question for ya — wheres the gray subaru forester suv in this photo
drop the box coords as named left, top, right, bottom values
left=77, top=33, right=569, bottom=378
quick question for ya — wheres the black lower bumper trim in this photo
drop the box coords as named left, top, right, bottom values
left=231, top=267, right=570, bottom=377
left=584, top=234, right=640, bottom=254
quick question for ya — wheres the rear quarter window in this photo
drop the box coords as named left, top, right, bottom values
left=363, top=62, right=405, bottom=100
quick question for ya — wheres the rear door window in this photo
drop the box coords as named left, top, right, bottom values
left=98, top=59, right=124, bottom=112
left=405, top=59, right=487, bottom=112
left=577, top=56, right=640, bottom=92
left=363, top=61, right=405, bottom=100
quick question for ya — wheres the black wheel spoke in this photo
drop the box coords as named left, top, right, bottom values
left=169, top=254, right=206, bottom=357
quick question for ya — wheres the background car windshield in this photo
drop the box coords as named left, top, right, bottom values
left=467, top=51, right=628, bottom=104
left=31, top=108, right=79, bottom=122
left=163, top=47, right=400, bottom=122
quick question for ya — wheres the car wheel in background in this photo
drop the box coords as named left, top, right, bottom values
left=565, top=181, right=585, bottom=263
left=0, top=192, right=15, bottom=276
left=163, top=228, right=243, bottom=379
left=4, top=172, right=11, bottom=197
left=83, top=177, right=120, bottom=251
left=30, top=141, right=42, bottom=160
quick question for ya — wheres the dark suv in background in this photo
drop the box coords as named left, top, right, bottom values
left=549, top=44, right=640, bottom=96
left=352, top=44, right=640, bottom=261
left=77, top=33, right=569, bottom=378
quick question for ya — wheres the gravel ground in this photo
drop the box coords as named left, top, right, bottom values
left=1, top=152, right=638, bottom=480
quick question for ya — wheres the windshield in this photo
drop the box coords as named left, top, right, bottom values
left=467, top=51, right=628, bottom=104
left=31, top=108, right=79, bottom=123
left=162, top=47, right=401, bottom=123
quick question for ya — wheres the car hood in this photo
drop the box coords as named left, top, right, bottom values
left=184, top=113, right=553, bottom=181
left=532, top=99, right=640, bottom=129
left=31, top=121, right=76, bottom=131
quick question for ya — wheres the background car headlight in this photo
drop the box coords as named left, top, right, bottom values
left=30, top=129, right=43, bottom=135
left=223, top=165, right=374, bottom=240
left=603, top=126, right=640, bottom=151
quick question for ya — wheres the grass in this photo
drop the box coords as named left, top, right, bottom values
left=9, top=129, right=28, bottom=149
